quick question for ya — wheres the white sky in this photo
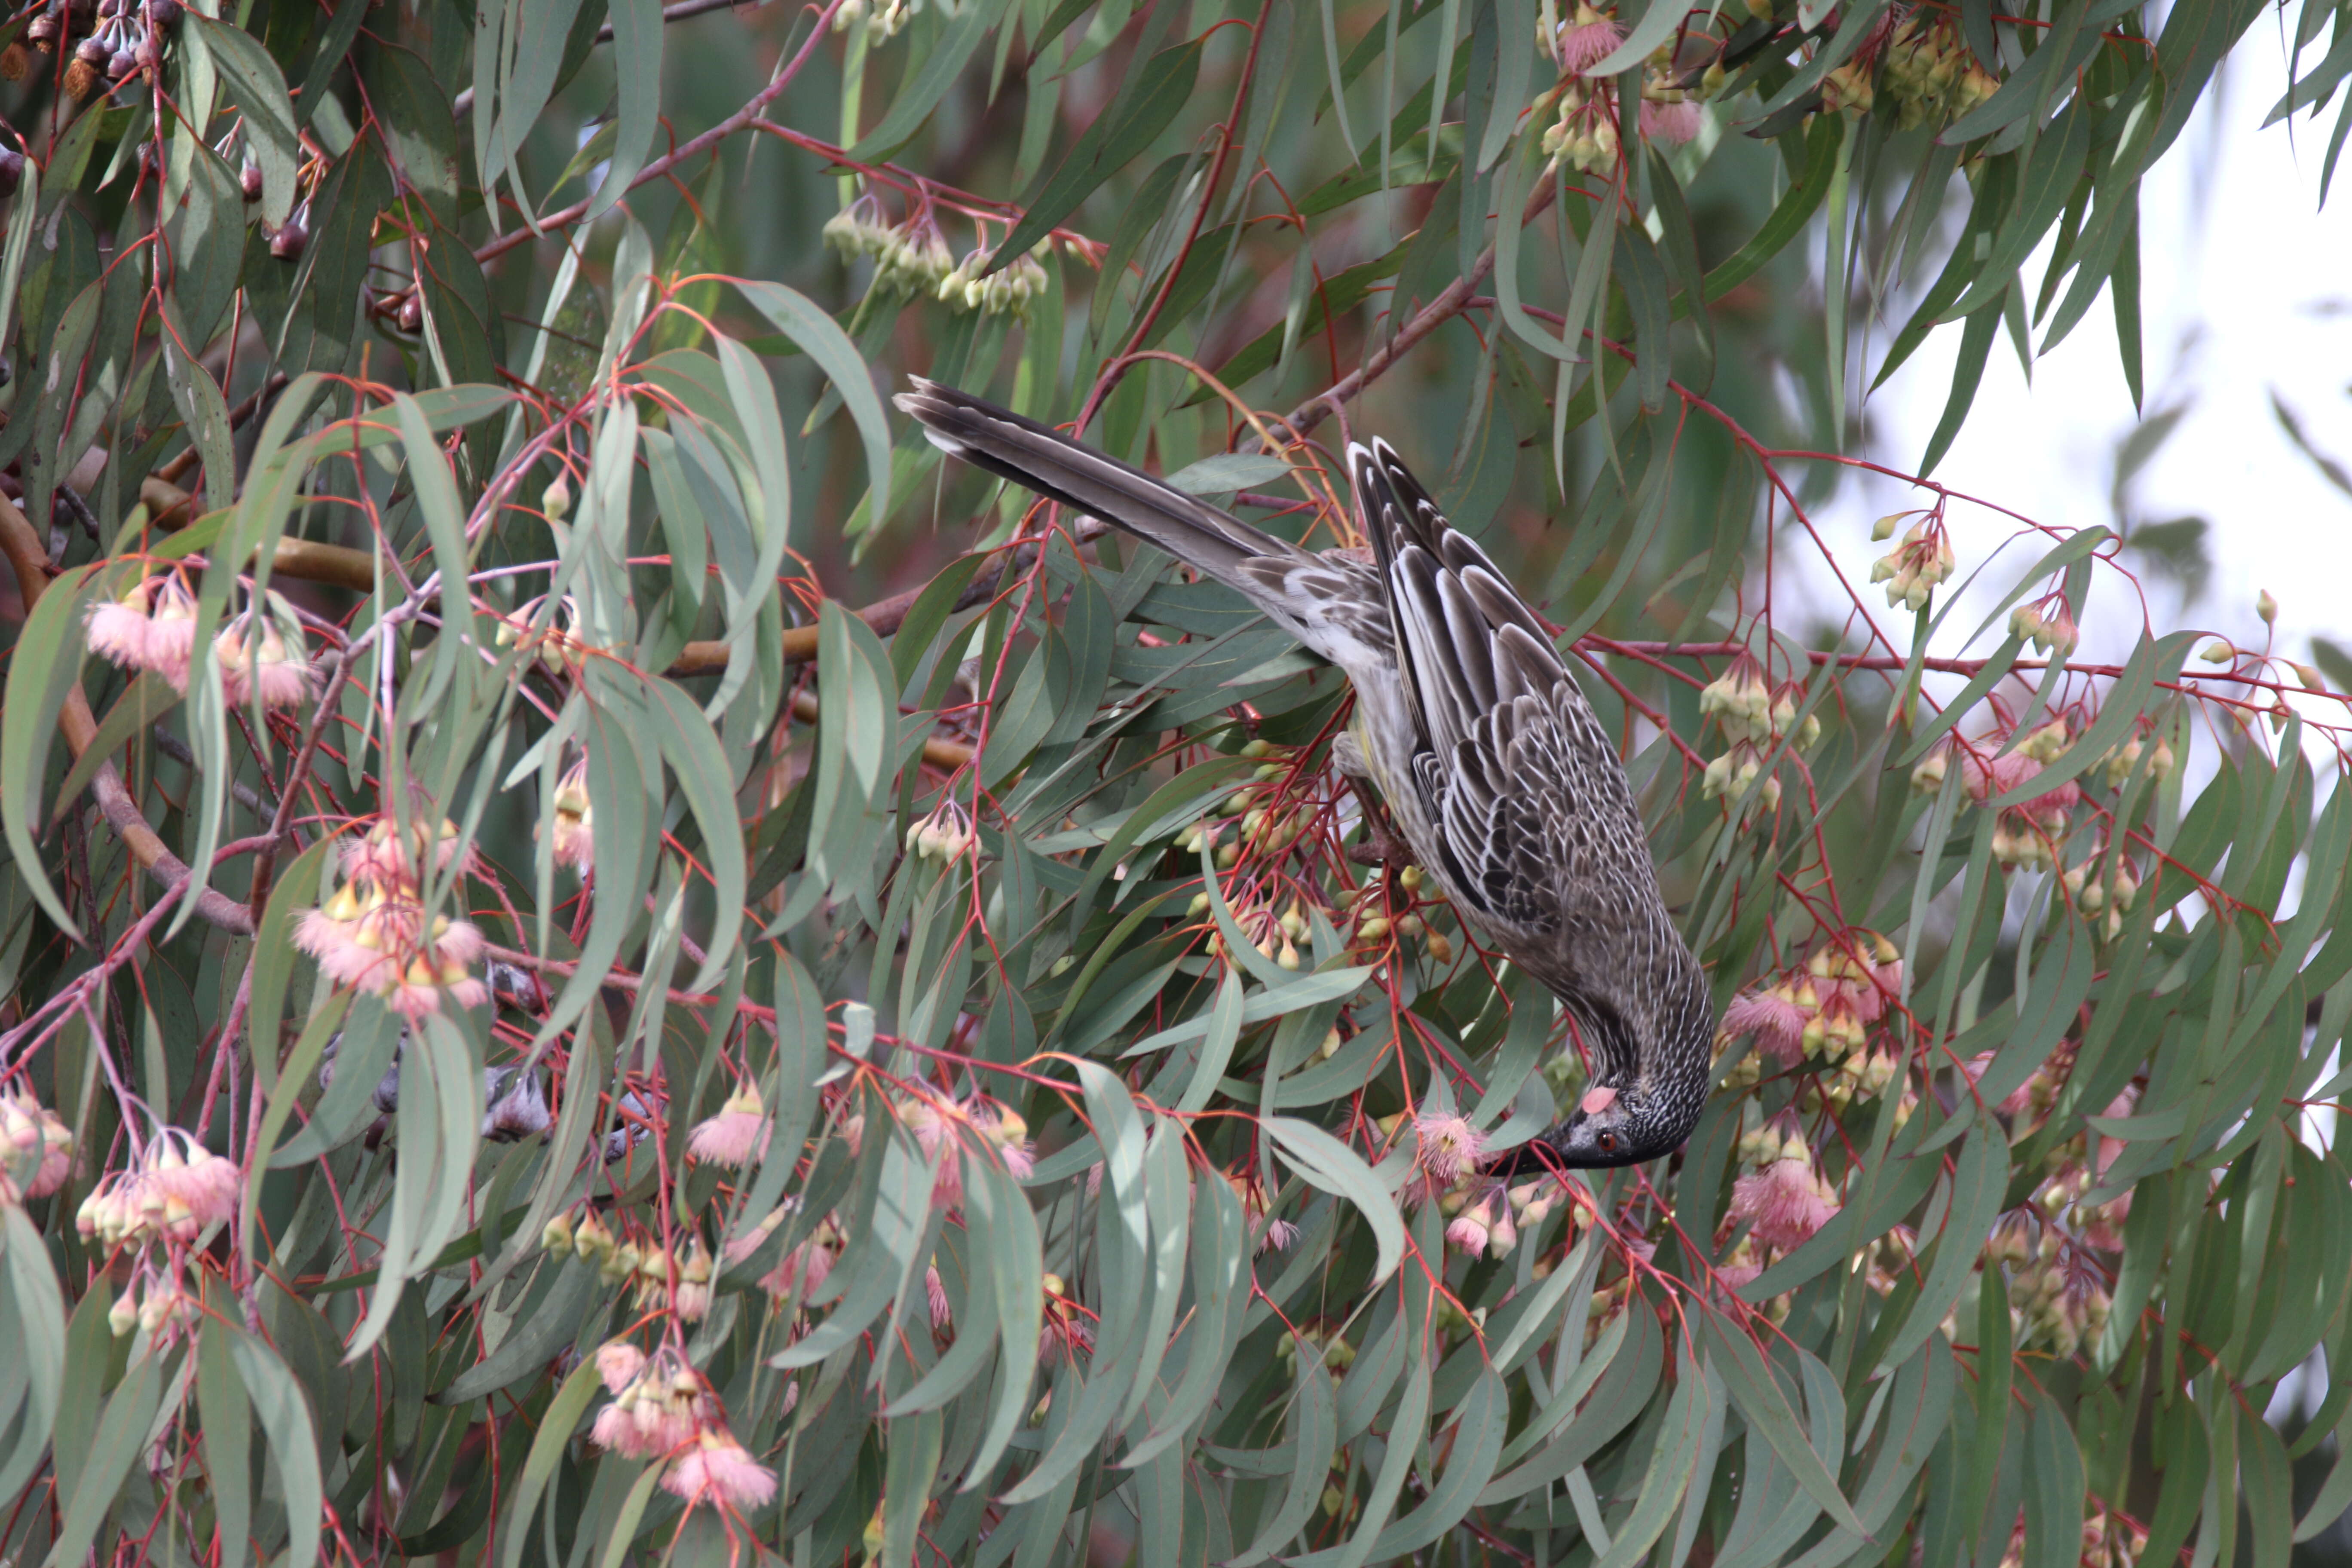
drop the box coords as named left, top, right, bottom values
left=1816, top=34, right=2352, bottom=668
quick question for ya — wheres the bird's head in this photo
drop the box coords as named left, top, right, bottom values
left=1513, top=1076, right=1709, bottom=1173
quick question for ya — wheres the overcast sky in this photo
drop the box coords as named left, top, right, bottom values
left=1815, top=36, right=2352, bottom=676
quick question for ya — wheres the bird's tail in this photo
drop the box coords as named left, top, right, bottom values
left=893, top=379, right=1316, bottom=611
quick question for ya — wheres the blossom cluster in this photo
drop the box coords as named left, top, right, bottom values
left=590, top=1342, right=778, bottom=1511
left=295, top=815, right=492, bottom=1020
left=1822, top=16, right=2002, bottom=129
left=86, top=568, right=315, bottom=708
left=1718, top=934, right=1904, bottom=1070
left=0, top=1089, right=73, bottom=1203
left=1699, top=656, right=1822, bottom=810
left=823, top=195, right=1049, bottom=318
left=75, top=1129, right=237, bottom=1248
left=1868, top=514, right=1957, bottom=611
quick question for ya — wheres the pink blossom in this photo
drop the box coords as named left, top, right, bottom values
left=148, top=1137, right=238, bottom=1239
left=0, top=1092, right=72, bottom=1198
left=1445, top=1210, right=1491, bottom=1254
left=1556, top=4, right=1625, bottom=71
left=86, top=600, right=159, bottom=668
left=387, top=954, right=490, bottom=1021
left=686, top=1084, right=771, bottom=1168
left=217, top=618, right=313, bottom=710
left=595, top=1341, right=646, bottom=1395
left=926, top=1266, right=952, bottom=1328
left=760, top=1239, right=835, bottom=1301
left=1721, top=986, right=1810, bottom=1066
left=1715, top=1261, right=1762, bottom=1293
left=1040, top=1314, right=1094, bottom=1366
left=85, top=574, right=198, bottom=690
left=664, top=1429, right=777, bottom=1511
left=1259, top=1216, right=1299, bottom=1251
left=590, top=1402, right=645, bottom=1455
left=1730, top=1149, right=1840, bottom=1249
left=1413, top=1110, right=1485, bottom=1186
left=1639, top=98, right=1703, bottom=144
left=1960, top=1052, right=2036, bottom=1119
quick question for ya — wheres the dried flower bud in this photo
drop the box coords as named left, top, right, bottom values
left=2198, top=640, right=2233, bottom=665
left=2257, top=589, right=2278, bottom=625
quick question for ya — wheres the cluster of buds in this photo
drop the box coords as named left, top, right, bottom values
left=2062, top=855, right=2140, bottom=938
left=1539, top=83, right=1622, bottom=175
left=1698, top=657, right=1771, bottom=746
left=1703, top=745, right=1781, bottom=811
left=851, top=1091, right=1035, bottom=1210
left=1698, top=659, right=1819, bottom=810
left=1816, top=1047, right=1902, bottom=1112
left=1719, top=934, right=1901, bottom=1069
left=1341, top=865, right=1452, bottom=960
left=2008, top=597, right=2080, bottom=658
left=75, top=1130, right=237, bottom=1248
left=1857, top=17, right=2003, bottom=130
left=2097, top=732, right=2175, bottom=790
left=823, top=196, right=958, bottom=294
left=295, top=815, right=489, bottom=1021
left=547, top=755, right=593, bottom=876
left=2002, top=1225, right=2112, bottom=1358
left=2078, top=1502, right=2149, bottom=1568
left=2031, top=1158, right=2128, bottom=1252
left=552, top=1212, right=711, bottom=1319
left=936, top=245, right=1051, bottom=319
left=904, top=799, right=977, bottom=863
left=0, top=1090, right=73, bottom=1204
left=1868, top=514, right=1957, bottom=611
left=1971, top=745, right=2080, bottom=870
left=108, top=1265, right=203, bottom=1339
left=627, top=1238, right=715, bottom=1322
left=1201, top=889, right=1310, bottom=969
left=1273, top=1321, right=1360, bottom=1372
left=495, top=593, right=586, bottom=676
left=1728, top=1136, right=1841, bottom=1250
left=86, top=568, right=315, bottom=708
left=28, top=0, right=179, bottom=99
left=829, top=0, right=916, bottom=42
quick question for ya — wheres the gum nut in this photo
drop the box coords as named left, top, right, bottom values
left=241, top=163, right=263, bottom=201
left=0, top=148, right=21, bottom=199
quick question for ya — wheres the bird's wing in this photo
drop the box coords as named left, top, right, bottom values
left=1350, top=440, right=1658, bottom=954
left=895, top=380, right=1392, bottom=671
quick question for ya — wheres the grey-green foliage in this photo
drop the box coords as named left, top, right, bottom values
left=0, top=0, right=2347, bottom=1565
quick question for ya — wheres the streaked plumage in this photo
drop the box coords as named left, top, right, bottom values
left=894, top=379, right=1713, bottom=1171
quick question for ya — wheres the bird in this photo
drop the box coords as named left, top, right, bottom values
left=894, top=378, right=1714, bottom=1172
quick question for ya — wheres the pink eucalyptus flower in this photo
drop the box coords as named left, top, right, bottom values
left=1730, top=1147, right=1840, bottom=1249
left=1721, top=985, right=1811, bottom=1066
left=686, top=1083, right=771, bottom=1168
left=1413, top=1110, right=1485, bottom=1187
left=664, top=1429, right=777, bottom=1511
left=1639, top=98, right=1704, bottom=144
left=1556, top=3, right=1626, bottom=71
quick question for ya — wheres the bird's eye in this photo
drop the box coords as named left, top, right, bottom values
left=1597, top=1132, right=1616, bottom=1152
